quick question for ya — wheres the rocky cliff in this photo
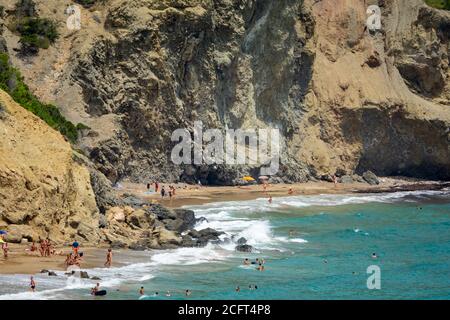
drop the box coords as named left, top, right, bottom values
left=0, top=89, right=101, bottom=243
left=0, top=0, right=449, bottom=186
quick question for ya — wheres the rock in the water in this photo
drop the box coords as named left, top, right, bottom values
left=40, top=269, right=49, bottom=273
left=91, top=276, right=101, bottom=280
left=80, top=271, right=90, bottom=279
left=236, top=237, right=247, bottom=245
left=173, top=209, right=196, bottom=232
left=362, top=171, right=380, bottom=185
left=235, top=244, right=253, bottom=252
left=48, top=271, right=57, bottom=276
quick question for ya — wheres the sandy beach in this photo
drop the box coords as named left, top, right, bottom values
left=1, top=177, right=448, bottom=276
left=118, top=177, right=449, bottom=208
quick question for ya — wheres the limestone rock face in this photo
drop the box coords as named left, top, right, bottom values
left=0, top=90, right=100, bottom=244
left=0, top=0, right=449, bottom=184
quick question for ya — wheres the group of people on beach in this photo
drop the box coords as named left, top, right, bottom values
left=147, top=182, right=178, bottom=200
left=37, top=239, right=55, bottom=257
left=64, top=240, right=83, bottom=267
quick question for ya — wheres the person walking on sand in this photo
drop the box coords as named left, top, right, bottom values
left=161, top=186, right=166, bottom=198
left=30, top=276, right=36, bottom=292
left=288, top=188, right=294, bottom=195
left=155, top=182, right=159, bottom=193
left=104, top=248, right=113, bottom=267
left=2, top=241, right=8, bottom=259
left=333, top=175, right=338, bottom=187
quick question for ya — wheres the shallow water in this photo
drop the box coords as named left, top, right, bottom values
left=1, top=190, right=449, bottom=300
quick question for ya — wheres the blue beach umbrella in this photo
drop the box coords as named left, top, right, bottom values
left=0, top=230, right=7, bottom=235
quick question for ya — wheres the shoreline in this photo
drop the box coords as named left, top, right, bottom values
left=1, top=177, right=449, bottom=275
left=117, top=177, right=450, bottom=209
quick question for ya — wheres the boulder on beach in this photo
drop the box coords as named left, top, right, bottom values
left=363, top=171, right=380, bottom=185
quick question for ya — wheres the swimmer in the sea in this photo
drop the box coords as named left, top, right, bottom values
left=139, top=287, right=145, bottom=296
left=244, top=258, right=250, bottom=265
left=166, top=291, right=171, bottom=297
left=372, top=253, right=378, bottom=259
left=235, top=286, right=240, bottom=292
left=185, top=289, right=192, bottom=296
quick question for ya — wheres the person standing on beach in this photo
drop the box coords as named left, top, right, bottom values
left=155, top=182, right=159, bottom=193
left=30, top=276, right=36, bottom=292
left=161, top=186, right=166, bottom=198
left=104, top=249, right=113, bottom=267
left=72, top=240, right=79, bottom=254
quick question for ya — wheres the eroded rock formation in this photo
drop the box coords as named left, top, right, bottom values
left=0, top=0, right=449, bottom=183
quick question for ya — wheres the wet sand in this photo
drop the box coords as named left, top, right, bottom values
left=0, top=244, right=114, bottom=275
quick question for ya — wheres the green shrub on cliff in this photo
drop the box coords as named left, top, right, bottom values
left=0, top=53, right=81, bottom=142
left=425, top=0, right=450, bottom=10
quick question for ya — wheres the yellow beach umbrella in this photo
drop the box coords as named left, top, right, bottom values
left=242, top=176, right=255, bottom=182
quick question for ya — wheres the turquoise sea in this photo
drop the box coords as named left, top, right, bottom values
left=1, top=190, right=449, bottom=300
